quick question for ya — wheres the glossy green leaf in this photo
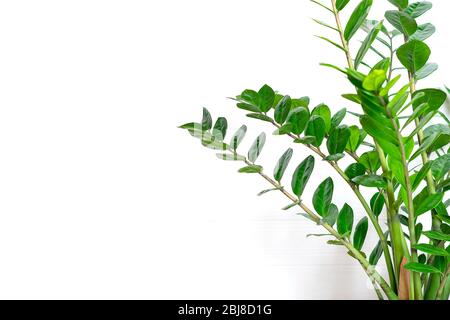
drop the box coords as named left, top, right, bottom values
left=412, top=161, right=432, bottom=191
left=385, top=10, right=417, bottom=36
left=431, top=154, right=450, bottom=180
left=212, top=117, right=228, bottom=140
left=414, top=192, right=444, bottom=216
left=370, top=192, right=385, bottom=217
left=353, top=217, right=368, bottom=250
left=311, top=104, right=331, bottom=133
left=239, top=89, right=259, bottom=106
left=274, top=148, right=293, bottom=182
left=410, top=23, right=435, bottom=41
left=230, top=125, right=247, bottom=151
left=248, top=133, right=266, bottom=163
left=369, top=239, right=384, bottom=265
left=404, top=262, right=442, bottom=274
left=291, top=97, right=310, bottom=109
left=359, top=151, right=381, bottom=172
left=324, top=153, right=345, bottom=161
left=246, top=113, right=273, bottom=123
left=405, top=1, right=432, bottom=18
left=413, top=88, right=447, bottom=111
left=344, top=0, right=373, bottom=41
left=258, top=84, right=275, bottom=112
left=327, top=125, right=351, bottom=155
left=345, top=163, right=367, bottom=179
left=216, top=153, right=246, bottom=161
left=342, top=93, right=361, bottom=104
left=362, top=69, right=387, bottom=91
left=331, top=108, right=347, bottom=128
left=305, top=115, right=326, bottom=147
left=412, top=243, right=449, bottom=256
left=274, top=95, right=292, bottom=124
left=313, top=177, right=334, bottom=217
left=337, top=203, right=354, bottom=236
left=336, top=0, right=351, bottom=11
left=237, top=102, right=261, bottom=113
left=346, top=126, right=361, bottom=152
left=238, top=165, right=263, bottom=173
left=423, top=231, right=450, bottom=242
left=323, top=204, right=339, bottom=227
left=291, top=155, right=315, bottom=198
left=396, top=40, right=431, bottom=74
left=202, top=108, right=213, bottom=130
left=355, top=21, right=382, bottom=69
left=380, top=75, right=401, bottom=96
left=415, top=63, right=438, bottom=80
left=388, top=0, right=408, bottom=9
left=287, top=107, right=310, bottom=135
left=352, top=175, right=387, bottom=188
left=273, top=124, right=293, bottom=135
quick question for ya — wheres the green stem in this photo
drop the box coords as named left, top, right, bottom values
left=252, top=161, right=398, bottom=300
left=436, top=267, right=450, bottom=300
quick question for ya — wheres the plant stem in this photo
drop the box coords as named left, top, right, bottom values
left=383, top=99, right=423, bottom=299
left=407, top=72, right=442, bottom=300
left=245, top=159, right=398, bottom=300
left=328, top=0, right=397, bottom=291
left=436, top=266, right=450, bottom=300
left=330, top=0, right=354, bottom=69
left=375, top=143, right=408, bottom=284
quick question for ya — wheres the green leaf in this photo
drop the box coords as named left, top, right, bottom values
left=336, top=0, right=351, bottom=11
left=291, top=155, right=315, bottom=198
left=258, top=84, right=275, bottom=112
left=273, top=124, right=293, bottom=135
left=230, top=125, right=247, bottom=151
left=337, top=203, right=354, bottom=236
left=359, top=151, right=381, bottom=172
left=237, top=102, right=261, bottom=113
left=274, top=148, right=293, bottom=182
left=274, top=95, right=292, bottom=124
left=345, top=163, right=367, bottom=179
left=412, top=244, right=449, bottom=256
left=313, top=177, right=334, bottom=217
left=212, top=117, right=228, bottom=140
left=432, top=154, right=450, bottom=180
left=323, top=204, right=339, bottom=227
left=404, top=262, right=442, bottom=274
left=410, top=23, right=435, bottom=41
left=370, top=192, right=385, bottom=217
left=287, top=107, right=310, bottom=135
left=327, top=125, right=351, bottom=155
left=346, top=126, right=361, bottom=152
left=239, top=89, right=259, bottom=106
left=369, top=239, right=384, bottom=265
left=216, top=153, right=245, bottom=161
left=294, top=136, right=317, bottom=144
left=352, top=175, right=387, bottom=188
left=331, top=108, right=347, bottom=128
left=423, top=231, right=450, bottom=242
left=355, top=21, right=382, bottom=69
left=311, top=104, right=331, bottom=133
left=412, top=161, right=432, bottom=191
left=360, top=115, right=397, bottom=145
left=248, top=133, right=266, bottom=163
left=353, top=217, right=368, bottom=250
left=342, top=93, right=361, bottom=104
left=238, top=165, right=263, bottom=173
left=380, top=75, right=401, bottom=96
left=387, top=0, right=408, bottom=9
left=413, top=89, right=447, bottom=111
left=410, top=132, right=439, bottom=161
left=202, top=108, right=213, bottom=130
left=291, top=97, right=310, bottom=109
left=362, top=69, right=387, bottom=91
left=396, top=40, right=431, bottom=74
left=415, top=63, right=438, bottom=80
left=344, top=0, right=373, bottom=41
left=405, top=1, right=432, bottom=18
left=246, top=113, right=273, bottom=123
left=324, top=153, right=345, bottom=161
left=414, top=192, right=444, bottom=216
left=385, top=10, right=417, bottom=36
left=305, top=115, right=326, bottom=147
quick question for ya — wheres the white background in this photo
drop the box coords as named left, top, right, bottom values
left=0, top=0, right=448, bottom=299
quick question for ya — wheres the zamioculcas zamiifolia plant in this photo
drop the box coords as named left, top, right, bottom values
left=179, top=0, right=450, bottom=300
